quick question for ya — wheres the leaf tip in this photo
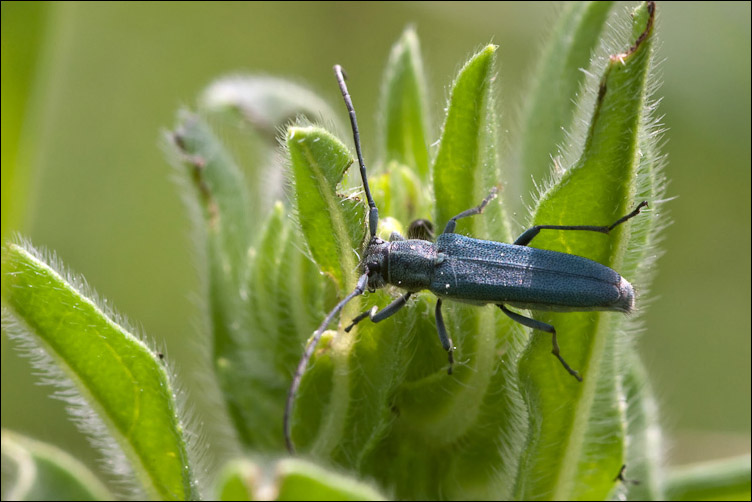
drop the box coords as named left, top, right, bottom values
left=476, top=44, right=498, bottom=61
left=399, top=24, right=418, bottom=45
left=611, top=1, right=656, bottom=64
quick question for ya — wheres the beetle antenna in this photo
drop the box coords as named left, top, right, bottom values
left=284, top=271, right=369, bottom=453
left=334, top=65, right=379, bottom=238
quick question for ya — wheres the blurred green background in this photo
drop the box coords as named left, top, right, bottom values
left=2, top=0, right=749, bottom=479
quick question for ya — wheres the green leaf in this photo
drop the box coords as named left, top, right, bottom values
left=168, top=111, right=270, bottom=448
left=199, top=76, right=345, bottom=234
left=243, top=203, right=294, bottom=447
left=244, top=201, right=334, bottom=450
left=1, top=240, right=195, bottom=500
left=168, top=111, right=254, bottom=280
left=665, top=455, right=752, bottom=501
left=200, top=76, right=340, bottom=138
left=213, top=458, right=387, bottom=501
left=285, top=125, right=367, bottom=456
left=286, top=125, right=365, bottom=291
left=378, top=26, right=430, bottom=182
left=214, top=459, right=258, bottom=501
left=370, top=162, right=429, bottom=229
left=169, top=113, right=332, bottom=453
left=1, top=429, right=112, bottom=501
left=432, top=44, right=510, bottom=242
left=270, top=203, right=334, bottom=382
left=515, top=2, right=657, bottom=500
left=517, top=1, right=614, bottom=207
left=275, top=459, right=386, bottom=501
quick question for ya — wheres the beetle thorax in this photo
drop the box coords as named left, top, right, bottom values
left=363, top=237, right=437, bottom=292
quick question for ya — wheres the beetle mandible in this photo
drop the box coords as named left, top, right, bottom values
left=284, top=64, right=647, bottom=453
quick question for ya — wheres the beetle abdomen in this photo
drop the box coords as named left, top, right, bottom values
left=430, top=234, right=633, bottom=312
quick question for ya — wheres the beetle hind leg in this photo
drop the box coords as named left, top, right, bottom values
left=498, top=304, right=582, bottom=382
left=513, top=201, right=649, bottom=246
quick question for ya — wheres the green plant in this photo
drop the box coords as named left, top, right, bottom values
left=2, top=2, right=750, bottom=501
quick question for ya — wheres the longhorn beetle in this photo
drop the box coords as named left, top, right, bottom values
left=284, top=64, right=647, bottom=453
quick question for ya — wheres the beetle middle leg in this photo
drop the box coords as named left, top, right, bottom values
left=435, top=299, right=455, bottom=374
left=442, top=188, right=499, bottom=234
left=498, top=304, right=582, bottom=381
left=345, top=292, right=412, bottom=332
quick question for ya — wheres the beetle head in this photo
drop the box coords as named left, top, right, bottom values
left=363, top=236, right=390, bottom=290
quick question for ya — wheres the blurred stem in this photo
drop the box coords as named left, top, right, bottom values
left=665, top=455, right=751, bottom=501
left=0, top=1, right=50, bottom=241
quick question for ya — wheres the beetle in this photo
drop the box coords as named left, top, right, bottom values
left=284, top=64, right=646, bottom=453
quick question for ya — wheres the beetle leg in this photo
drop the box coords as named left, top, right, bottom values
left=514, top=201, right=648, bottom=246
left=344, top=292, right=412, bottom=332
left=442, top=188, right=499, bottom=234
left=435, top=299, right=454, bottom=374
left=407, top=219, right=435, bottom=241
left=498, top=304, right=582, bottom=382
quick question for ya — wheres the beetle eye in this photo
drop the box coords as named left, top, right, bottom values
left=367, top=262, right=380, bottom=275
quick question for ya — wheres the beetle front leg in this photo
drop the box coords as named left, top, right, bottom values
left=442, top=188, right=499, bottom=234
left=407, top=219, right=435, bottom=241
left=498, top=304, right=582, bottom=382
left=435, top=299, right=454, bottom=374
left=344, top=292, right=412, bottom=332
